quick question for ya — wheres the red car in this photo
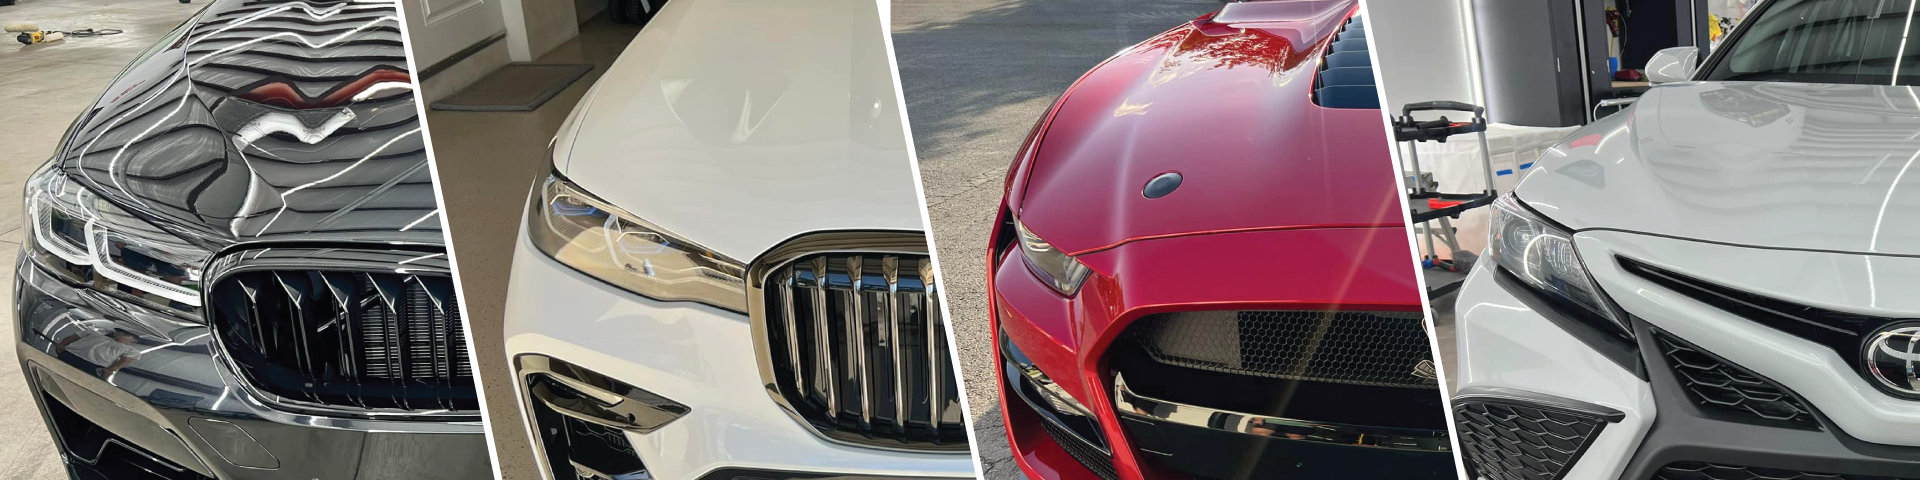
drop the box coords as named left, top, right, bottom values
left=988, top=2, right=1455, bottom=479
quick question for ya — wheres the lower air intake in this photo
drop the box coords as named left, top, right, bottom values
left=1039, top=415, right=1118, bottom=480
left=1454, top=398, right=1606, bottom=480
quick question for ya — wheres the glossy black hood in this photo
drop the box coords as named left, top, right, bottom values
left=53, top=0, right=440, bottom=248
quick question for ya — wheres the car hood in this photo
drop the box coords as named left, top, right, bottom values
left=56, top=0, right=441, bottom=247
left=553, top=0, right=922, bottom=263
left=1516, top=81, right=1920, bottom=256
left=1014, top=0, right=1402, bottom=256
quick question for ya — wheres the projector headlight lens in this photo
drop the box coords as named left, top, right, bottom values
left=526, top=174, right=747, bottom=312
left=1014, top=219, right=1091, bottom=296
left=24, top=163, right=210, bottom=312
left=1489, top=194, right=1625, bottom=333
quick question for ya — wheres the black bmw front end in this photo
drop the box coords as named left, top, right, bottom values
left=15, top=1, right=490, bottom=478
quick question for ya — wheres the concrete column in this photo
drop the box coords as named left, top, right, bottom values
left=501, top=0, right=581, bottom=62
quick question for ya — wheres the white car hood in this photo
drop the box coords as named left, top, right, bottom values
left=551, top=0, right=921, bottom=262
left=1516, top=81, right=1920, bottom=256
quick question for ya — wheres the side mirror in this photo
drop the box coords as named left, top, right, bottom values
left=1646, top=47, right=1700, bottom=84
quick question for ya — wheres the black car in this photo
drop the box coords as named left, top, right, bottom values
left=16, top=1, right=488, bottom=478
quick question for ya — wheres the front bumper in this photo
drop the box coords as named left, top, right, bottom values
left=988, top=227, right=1453, bottom=480
left=14, top=253, right=491, bottom=480
left=500, top=229, right=976, bottom=480
left=1452, top=230, right=1920, bottom=480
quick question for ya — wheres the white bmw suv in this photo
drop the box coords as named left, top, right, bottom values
left=1452, top=1, right=1920, bottom=479
left=499, top=1, right=973, bottom=479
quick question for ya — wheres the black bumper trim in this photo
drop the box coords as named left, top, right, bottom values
left=1619, top=317, right=1920, bottom=479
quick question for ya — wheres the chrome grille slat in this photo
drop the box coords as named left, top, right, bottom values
left=884, top=256, right=906, bottom=435
left=923, top=260, right=943, bottom=429
left=781, top=274, right=805, bottom=396
left=760, top=251, right=964, bottom=450
left=811, top=257, right=836, bottom=413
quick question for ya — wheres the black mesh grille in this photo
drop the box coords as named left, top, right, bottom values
left=210, top=270, right=475, bottom=413
left=762, top=253, right=965, bottom=449
left=527, top=378, right=649, bottom=480
left=1128, top=310, right=1437, bottom=388
left=1655, top=333, right=1816, bottom=428
left=1454, top=400, right=1606, bottom=480
left=1654, top=462, right=1913, bottom=480
left=1039, top=414, right=1118, bottom=480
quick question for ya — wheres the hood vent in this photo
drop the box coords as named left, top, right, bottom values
left=1313, top=15, right=1378, bottom=109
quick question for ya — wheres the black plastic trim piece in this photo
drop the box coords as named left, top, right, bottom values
left=1453, top=385, right=1625, bottom=423
left=1617, top=255, right=1916, bottom=401
left=1618, top=317, right=1920, bottom=480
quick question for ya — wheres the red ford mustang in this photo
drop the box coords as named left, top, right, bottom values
left=987, top=2, right=1456, bottom=479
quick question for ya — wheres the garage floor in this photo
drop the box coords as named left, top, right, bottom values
left=890, top=0, right=1231, bottom=478
left=0, top=1, right=204, bottom=478
left=422, top=13, right=642, bottom=480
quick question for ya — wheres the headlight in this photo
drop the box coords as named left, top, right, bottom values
left=526, top=174, right=748, bottom=312
left=1014, top=219, right=1091, bottom=296
left=1489, top=194, right=1625, bottom=332
left=24, top=163, right=210, bottom=312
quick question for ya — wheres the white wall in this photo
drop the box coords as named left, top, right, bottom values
left=402, top=0, right=507, bottom=68
left=1365, top=0, right=1477, bottom=114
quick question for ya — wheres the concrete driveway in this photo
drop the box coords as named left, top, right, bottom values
left=890, top=0, right=1226, bottom=477
left=0, top=0, right=204, bottom=477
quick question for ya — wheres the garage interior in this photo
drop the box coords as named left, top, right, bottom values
left=407, top=0, right=659, bottom=478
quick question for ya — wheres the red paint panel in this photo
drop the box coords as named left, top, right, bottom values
left=1015, top=0, right=1401, bottom=256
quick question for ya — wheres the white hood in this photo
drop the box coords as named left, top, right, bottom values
left=1517, top=81, right=1920, bottom=256
left=549, top=0, right=922, bottom=262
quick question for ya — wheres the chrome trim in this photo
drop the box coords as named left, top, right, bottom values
left=518, top=354, right=689, bottom=433
left=1113, top=373, right=1452, bottom=452
left=572, top=461, right=653, bottom=480
left=200, top=246, right=477, bottom=421
left=1000, top=335, right=1108, bottom=454
left=884, top=256, right=906, bottom=434
left=924, top=259, right=943, bottom=431
left=849, top=255, right=871, bottom=428
left=745, top=230, right=965, bottom=453
left=812, top=256, right=836, bottom=412
left=1453, top=386, right=1626, bottom=423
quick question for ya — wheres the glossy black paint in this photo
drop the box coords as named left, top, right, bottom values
left=17, top=2, right=485, bottom=479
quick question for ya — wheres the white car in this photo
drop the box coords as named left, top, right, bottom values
left=1452, top=1, right=1920, bottom=479
left=499, top=1, right=974, bottom=479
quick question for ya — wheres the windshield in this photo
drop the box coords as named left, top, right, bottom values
left=1704, top=0, right=1920, bottom=85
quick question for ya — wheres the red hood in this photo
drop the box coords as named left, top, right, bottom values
left=1013, top=0, right=1400, bottom=256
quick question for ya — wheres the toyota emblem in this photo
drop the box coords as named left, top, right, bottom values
left=1863, top=322, right=1920, bottom=399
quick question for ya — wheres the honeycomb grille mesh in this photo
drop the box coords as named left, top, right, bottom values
left=1655, top=462, right=1913, bottom=480
left=1656, top=334, right=1816, bottom=427
left=1454, top=400, right=1605, bottom=480
left=1039, top=414, right=1117, bottom=480
left=1129, top=310, right=1437, bottom=388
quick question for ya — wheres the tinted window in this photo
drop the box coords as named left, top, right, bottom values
left=1705, top=0, right=1920, bottom=84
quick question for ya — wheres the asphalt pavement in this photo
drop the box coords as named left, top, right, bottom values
left=890, top=1, right=1227, bottom=477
